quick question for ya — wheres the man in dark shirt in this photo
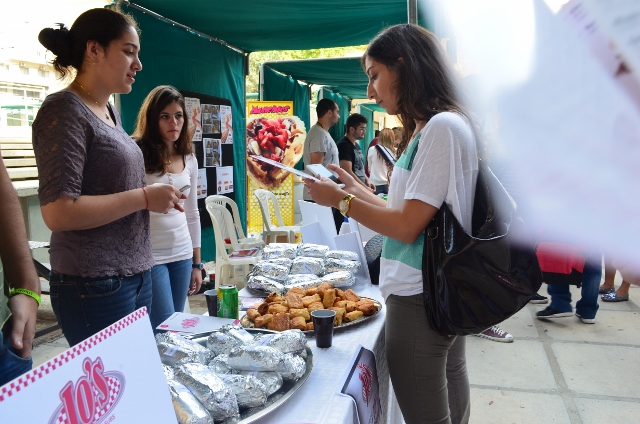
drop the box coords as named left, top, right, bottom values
left=337, top=113, right=375, bottom=191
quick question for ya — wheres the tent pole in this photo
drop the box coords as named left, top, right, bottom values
left=259, top=63, right=264, bottom=101
left=407, top=0, right=418, bottom=24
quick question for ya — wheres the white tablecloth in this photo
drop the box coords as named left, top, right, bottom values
left=239, top=279, right=405, bottom=424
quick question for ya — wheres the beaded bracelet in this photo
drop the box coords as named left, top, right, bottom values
left=9, top=288, right=41, bottom=307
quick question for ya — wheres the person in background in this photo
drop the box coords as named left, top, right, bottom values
left=392, top=126, right=403, bottom=147
left=537, top=250, right=601, bottom=324
left=33, top=8, right=185, bottom=346
left=133, top=86, right=203, bottom=330
left=367, top=128, right=396, bottom=195
left=303, top=98, right=343, bottom=232
left=599, top=255, right=640, bottom=302
left=337, top=113, right=375, bottom=192
left=364, top=129, right=380, bottom=177
left=307, top=24, right=476, bottom=423
left=0, top=155, right=40, bottom=386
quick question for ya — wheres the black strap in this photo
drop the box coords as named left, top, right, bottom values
left=375, top=144, right=396, bottom=168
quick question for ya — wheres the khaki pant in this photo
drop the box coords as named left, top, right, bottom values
left=386, top=294, right=470, bottom=424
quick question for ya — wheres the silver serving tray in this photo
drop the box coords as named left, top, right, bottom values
left=189, top=328, right=313, bottom=424
left=239, top=297, right=383, bottom=335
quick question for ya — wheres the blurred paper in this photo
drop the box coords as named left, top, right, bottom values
left=447, top=0, right=640, bottom=267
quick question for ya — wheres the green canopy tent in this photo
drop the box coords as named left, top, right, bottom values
left=112, top=0, right=442, bottom=261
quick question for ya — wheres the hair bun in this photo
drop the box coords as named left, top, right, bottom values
left=38, top=25, right=72, bottom=65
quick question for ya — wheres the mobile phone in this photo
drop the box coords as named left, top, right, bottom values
left=307, top=164, right=341, bottom=184
left=179, top=184, right=191, bottom=193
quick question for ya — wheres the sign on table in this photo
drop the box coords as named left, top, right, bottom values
left=0, top=309, right=176, bottom=423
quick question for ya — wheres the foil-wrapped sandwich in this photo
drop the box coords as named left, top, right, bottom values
left=218, top=374, right=268, bottom=408
left=319, top=271, right=356, bottom=288
left=296, top=243, right=330, bottom=258
left=325, top=250, right=360, bottom=262
left=246, top=275, right=285, bottom=295
left=156, top=333, right=214, bottom=367
left=235, top=371, right=283, bottom=396
left=164, top=365, right=175, bottom=380
left=284, top=273, right=320, bottom=287
left=206, top=331, right=246, bottom=357
left=208, top=354, right=233, bottom=375
left=250, top=261, right=290, bottom=281
left=324, top=257, right=361, bottom=273
left=227, top=345, right=285, bottom=372
left=262, top=243, right=298, bottom=260
left=263, top=257, right=293, bottom=269
left=278, top=353, right=306, bottom=381
left=175, top=363, right=239, bottom=421
left=257, top=329, right=307, bottom=354
left=166, top=379, right=214, bottom=424
left=289, top=257, right=324, bottom=275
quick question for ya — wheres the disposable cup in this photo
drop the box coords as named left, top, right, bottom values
left=204, top=289, right=218, bottom=317
left=311, top=309, right=336, bottom=348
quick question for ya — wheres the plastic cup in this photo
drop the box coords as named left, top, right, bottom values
left=311, top=309, right=336, bottom=348
left=204, top=289, right=218, bottom=317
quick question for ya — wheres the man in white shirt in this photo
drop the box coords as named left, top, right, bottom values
left=302, top=98, right=343, bottom=230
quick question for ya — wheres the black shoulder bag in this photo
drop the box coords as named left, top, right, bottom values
left=421, top=159, right=542, bottom=336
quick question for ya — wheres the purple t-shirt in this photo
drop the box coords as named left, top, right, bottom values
left=32, top=91, right=153, bottom=277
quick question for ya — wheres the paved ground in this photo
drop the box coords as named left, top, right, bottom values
left=31, top=275, right=640, bottom=424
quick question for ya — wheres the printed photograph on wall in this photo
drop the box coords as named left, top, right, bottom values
left=203, top=137, right=222, bottom=167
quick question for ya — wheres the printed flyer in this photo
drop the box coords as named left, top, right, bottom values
left=217, top=165, right=234, bottom=194
left=220, top=105, right=233, bottom=143
left=185, top=96, right=202, bottom=141
left=197, top=168, right=208, bottom=199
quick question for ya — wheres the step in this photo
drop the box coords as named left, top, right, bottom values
left=0, top=149, right=35, bottom=157
left=7, top=166, right=38, bottom=180
left=2, top=158, right=36, bottom=167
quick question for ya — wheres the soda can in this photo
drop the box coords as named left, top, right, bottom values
left=217, top=285, right=239, bottom=319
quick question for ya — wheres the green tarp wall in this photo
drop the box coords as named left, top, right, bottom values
left=118, top=4, right=247, bottom=263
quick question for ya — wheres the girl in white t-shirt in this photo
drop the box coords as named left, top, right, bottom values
left=306, top=25, right=478, bottom=424
left=366, top=128, right=396, bottom=194
left=134, top=86, right=203, bottom=331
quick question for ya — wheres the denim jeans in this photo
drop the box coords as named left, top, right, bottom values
left=150, top=258, right=192, bottom=331
left=547, top=256, right=601, bottom=320
left=0, top=330, right=32, bottom=387
left=49, top=270, right=152, bottom=347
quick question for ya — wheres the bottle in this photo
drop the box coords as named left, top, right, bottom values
left=339, top=218, right=351, bottom=235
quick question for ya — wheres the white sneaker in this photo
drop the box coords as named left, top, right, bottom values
left=575, top=312, right=595, bottom=324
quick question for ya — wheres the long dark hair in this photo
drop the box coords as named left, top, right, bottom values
left=362, top=24, right=476, bottom=157
left=133, top=85, right=193, bottom=175
left=38, top=8, right=139, bottom=80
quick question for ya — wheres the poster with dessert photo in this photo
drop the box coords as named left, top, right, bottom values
left=203, top=138, right=221, bottom=168
left=245, top=101, right=306, bottom=234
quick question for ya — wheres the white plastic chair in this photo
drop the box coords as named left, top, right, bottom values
left=205, top=201, right=259, bottom=289
left=254, top=189, right=301, bottom=244
left=206, top=195, right=263, bottom=251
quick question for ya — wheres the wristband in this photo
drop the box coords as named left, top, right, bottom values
left=9, top=288, right=41, bottom=307
left=141, top=186, right=149, bottom=210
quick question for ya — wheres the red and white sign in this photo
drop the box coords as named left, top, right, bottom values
left=0, top=309, right=176, bottom=423
left=340, top=345, right=382, bottom=424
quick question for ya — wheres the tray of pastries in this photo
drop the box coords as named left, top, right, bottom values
left=240, top=283, right=382, bottom=334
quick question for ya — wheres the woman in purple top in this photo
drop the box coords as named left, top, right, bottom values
left=33, top=8, right=185, bottom=346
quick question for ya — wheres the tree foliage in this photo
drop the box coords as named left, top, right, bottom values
left=246, top=46, right=367, bottom=96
